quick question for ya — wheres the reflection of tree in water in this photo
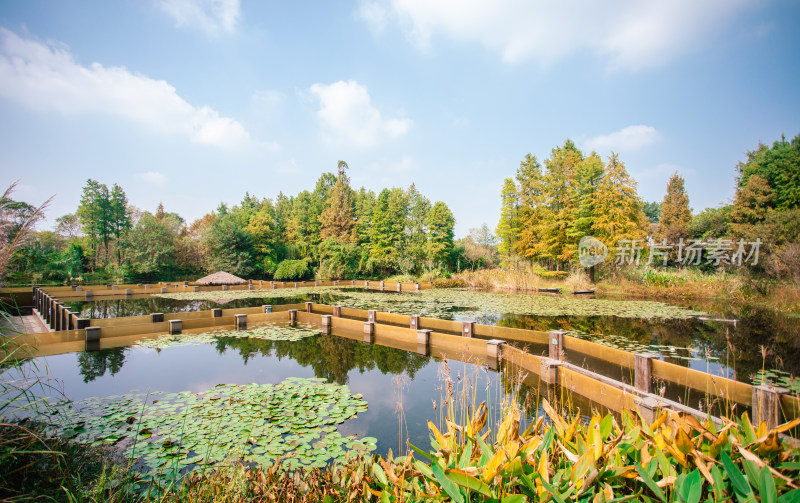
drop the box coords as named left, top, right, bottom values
left=212, top=334, right=430, bottom=385
left=77, top=348, right=126, bottom=382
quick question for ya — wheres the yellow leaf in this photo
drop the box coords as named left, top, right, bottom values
left=571, top=449, right=595, bottom=485
left=497, top=405, right=520, bottom=445
left=468, top=401, right=487, bottom=437
left=542, top=399, right=565, bottom=436
left=674, top=428, right=694, bottom=456
left=482, top=447, right=506, bottom=484
left=428, top=421, right=450, bottom=455
left=771, top=417, right=800, bottom=435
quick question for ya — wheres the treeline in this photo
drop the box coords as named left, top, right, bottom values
left=498, top=134, right=800, bottom=280
left=496, top=140, right=648, bottom=269
left=4, top=162, right=463, bottom=283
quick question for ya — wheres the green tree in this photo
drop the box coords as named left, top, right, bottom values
left=77, top=179, right=110, bottom=268
left=736, top=133, right=800, bottom=210
left=656, top=172, right=692, bottom=243
left=643, top=201, right=661, bottom=223
left=202, top=213, right=256, bottom=277
left=109, top=184, right=131, bottom=266
left=690, top=206, right=731, bottom=240
left=567, top=152, right=605, bottom=247
left=124, top=212, right=178, bottom=278
left=405, top=183, right=431, bottom=273
left=425, top=201, right=455, bottom=266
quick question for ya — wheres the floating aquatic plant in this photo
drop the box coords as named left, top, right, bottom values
left=134, top=322, right=320, bottom=349
left=47, top=377, right=375, bottom=486
left=159, top=287, right=706, bottom=320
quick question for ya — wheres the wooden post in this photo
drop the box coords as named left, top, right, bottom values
left=363, top=321, right=375, bottom=343
left=169, top=320, right=182, bottom=335
left=212, top=308, right=222, bottom=317
left=263, top=305, right=273, bottom=313
left=321, top=315, right=332, bottom=334
left=752, top=385, right=788, bottom=430
left=76, top=318, right=90, bottom=329
left=486, top=339, right=505, bottom=371
left=193, top=286, right=199, bottom=292
left=351, top=280, right=355, bottom=286
left=380, top=280, right=385, bottom=291
left=410, top=315, right=420, bottom=329
left=634, top=396, right=661, bottom=424
left=305, top=302, right=313, bottom=313
left=635, top=354, right=657, bottom=394
left=417, top=329, right=431, bottom=355
left=333, top=280, right=339, bottom=286
left=63, top=309, right=71, bottom=330
left=549, top=330, right=565, bottom=361
left=125, top=288, right=132, bottom=296
left=368, top=310, right=377, bottom=323
left=54, top=303, right=62, bottom=331
left=222, top=285, right=228, bottom=291
left=314, top=281, right=319, bottom=287
left=76, top=286, right=83, bottom=292
left=235, top=314, right=247, bottom=330
left=145, top=284, right=150, bottom=289
left=541, top=359, right=562, bottom=385
left=151, top=313, right=164, bottom=323
left=332, top=306, right=341, bottom=317
left=415, top=282, right=420, bottom=291
left=160, top=287, right=167, bottom=293
left=86, top=289, right=94, bottom=299
left=365, top=280, right=370, bottom=287
left=288, top=309, right=297, bottom=325
left=112, top=285, right=118, bottom=290
left=272, top=282, right=277, bottom=289
left=462, top=321, right=474, bottom=338
left=85, top=326, right=101, bottom=343
left=259, top=280, right=263, bottom=285
left=294, top=282, right=299, bottom=288
left=184, top=281, right=189, bottom=286
left=249, top=284, right=254, bottom=290
left=396, top=281, right=402, bottom=292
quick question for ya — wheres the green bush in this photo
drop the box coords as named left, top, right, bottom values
left=273, top=259, right=312, bottom=281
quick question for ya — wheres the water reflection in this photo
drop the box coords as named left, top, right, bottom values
left=77, top=334, right=430, bottom=385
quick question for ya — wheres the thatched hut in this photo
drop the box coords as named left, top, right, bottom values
left=195, top=271, right=247, bottom=286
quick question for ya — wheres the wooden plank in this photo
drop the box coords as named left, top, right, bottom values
left=473, top=324, right=548, bottom=344
left=563, top=336, right=636, bottom=369
left=375, top=312, right=411, bottom=326
left=418, top=317, right=461, bottom=333
left=340, top=307, right=368, bottom=320
left=560, top=366, right=637, bottom=413
left=652, top=359, right=752, bottom=406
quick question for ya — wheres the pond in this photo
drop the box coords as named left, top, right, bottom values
left=14, top=285, right=797, bottom=487
left=65, top=286, right=800, bottom=391
left=11, top=319, right=589, bottom=488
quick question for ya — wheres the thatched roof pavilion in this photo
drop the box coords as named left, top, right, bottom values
left=195, top=271, right=247, bottom=286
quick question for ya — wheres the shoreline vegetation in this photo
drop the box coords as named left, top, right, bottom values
left=450, top=265, right=800, bottom=314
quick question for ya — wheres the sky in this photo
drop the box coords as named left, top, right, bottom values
left=1, top=0, right=798, bottom=237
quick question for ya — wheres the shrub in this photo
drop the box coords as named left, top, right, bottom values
left=273, top=259, right=312, bottom=281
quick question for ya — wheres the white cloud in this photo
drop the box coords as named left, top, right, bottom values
left=308, top=80, right=411, bottom=148
left=360, top=0, right=755, bottom=70
left=584, top=125, right=659, bottom=154
left=356, top=0, right=390, bottom=34
left=0, top=28, right=255, bottom=150
left=137, top=171, right=168, bottom=188
left=273, top=159, right=303, bottom=174
left=158, top=0, right=240, bottom=36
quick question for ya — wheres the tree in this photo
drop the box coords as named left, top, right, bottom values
left=643, top=202, right=661, bottom=223
left=736, top=133, right=800, bottom=211
left=202, top=213, right=256, bottom=277
left=319, top=161, right=356, bottom=242
left=124, top=212, right=177, bottom=278
left=656, top=173, right=692, bottom=243
left=425, top=201, right=455, bottom=266
left=539, top=140, right=583, bottom=267
left=690, top=206, right=731, bottom=240
left=515, top=154, right=546, bottom=262
left=109, top=184, right=131, bottom=266
left=77, top=179, right=109, bottom=268
left=55, top=213, right=82, bottom=239
left=730, top=175, right=773, bottom=240
left=496, top=178, right=519, bottom=261
left=592, top=154, right=648, bottom=256
left=567, top=152, right=605, bottom=247
left=405, top=183, right=431, bottom=273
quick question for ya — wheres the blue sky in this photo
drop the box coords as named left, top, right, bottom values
left=1, top=0, right=798, bottom=237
